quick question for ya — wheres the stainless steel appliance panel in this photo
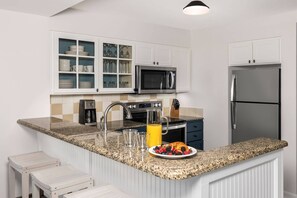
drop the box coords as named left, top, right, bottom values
left=232, top=102, right=279, bottom=143
left=232, top=68, right=279, bottom=103
left=135, top=65, right=176, bottom=94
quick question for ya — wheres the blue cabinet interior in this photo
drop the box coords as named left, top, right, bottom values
left=79, top=40, right=94, bottom=56
left=59, top=38, right=76, bottom=54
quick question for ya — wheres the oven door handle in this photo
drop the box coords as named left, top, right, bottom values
left=162, top=123, right=187, bottom=130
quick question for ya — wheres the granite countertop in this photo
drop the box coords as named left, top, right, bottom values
left=17, top=117, right=287, bottom=180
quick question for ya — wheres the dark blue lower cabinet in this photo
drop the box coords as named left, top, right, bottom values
left=187, top=140, right=204, bottom=150
left=186, top=120, right=204, bottom=150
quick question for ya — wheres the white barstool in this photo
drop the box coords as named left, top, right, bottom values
left=31, top=165, right=93, bottom=198
left=8, top=151, right=60, bottom=198
left=63, top=185, right=132, bottom=198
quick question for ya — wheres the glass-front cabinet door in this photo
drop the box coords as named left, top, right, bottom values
left=52, top=32, right=98, bottom=94
left=100, top=39, right=134, bottom=93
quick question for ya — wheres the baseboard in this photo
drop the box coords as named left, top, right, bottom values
left=285, top=191, right=297, bottom=198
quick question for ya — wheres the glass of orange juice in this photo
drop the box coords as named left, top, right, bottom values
left=146, top=109, right=169, bottom=148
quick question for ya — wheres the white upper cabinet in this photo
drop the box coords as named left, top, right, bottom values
left=51, top=32, right=99, bottom=94
left=229, top=37, right=281, bottom=66
left=135, top=44, right=154, bottom=66
left=252, top=38, right=281, bottom=64
left=172, top=47, right=191, bottom=93
left=154, top=45, right=172, bottom=66
left=99, top=39, right=135, bottom=93
left=135, top=43, right=172, bottom=66
left=229, top=41, right=253, bottom=66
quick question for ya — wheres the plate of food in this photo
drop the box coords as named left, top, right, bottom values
left=148, top=142, right=197, bottom=159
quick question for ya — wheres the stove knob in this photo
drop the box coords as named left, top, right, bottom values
left=154, top=103, right=158, bottom=107
left=133, top=105, right=137, bottom=109
left=158, top=103, right=161, bottom=107
left=128, top=105, right=132, bottom=109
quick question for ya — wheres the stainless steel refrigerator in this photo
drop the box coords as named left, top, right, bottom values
left=230, top=66, right=281, bottom=143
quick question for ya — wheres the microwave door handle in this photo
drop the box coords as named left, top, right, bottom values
left=170, top=72, right=175, bottom=89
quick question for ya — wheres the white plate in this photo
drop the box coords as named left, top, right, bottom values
left=148, top=146, right=197, bottom=159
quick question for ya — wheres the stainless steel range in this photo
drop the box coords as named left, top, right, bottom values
left=123, top=101, right=187, bottom=143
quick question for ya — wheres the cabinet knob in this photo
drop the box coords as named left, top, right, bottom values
left=253, top=59, right=256, bottom=63
left=157, top=62, right=159, bottom=65
left=248, top=60, right=251, bottom=64
left=153, top=62, right=155, bottom=65
left=96, top=89, right=99, bottom=92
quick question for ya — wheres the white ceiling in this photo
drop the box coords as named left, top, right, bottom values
left=72, top=0, right=297, bottom=30
left=0, top=0, right=84, bottom=17
left=1, top=0, right=297, bottom=29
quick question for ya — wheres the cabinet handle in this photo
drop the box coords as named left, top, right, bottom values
left=193, top=135, right=197, bottom=137
left=153, top=62, right=155, bottom=65
left=248, top=60, right=251, bottom=64
left=253, top=59, right=256, bottom=63
left=194, top=125, right=198, bottom=128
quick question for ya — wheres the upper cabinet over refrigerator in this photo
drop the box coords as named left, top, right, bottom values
left=229, top=37, right=281, bottom=66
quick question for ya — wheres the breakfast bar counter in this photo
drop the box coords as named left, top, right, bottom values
left=18, top=117, right=287, bottom=198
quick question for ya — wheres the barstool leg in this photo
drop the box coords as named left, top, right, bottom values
left=50, top=191, right=59, bottom=198
left=21, top=172, right=29, bottom=198
left=8, top=165, right=15, bottom=198
left=32, top=181, right=40, bottom=198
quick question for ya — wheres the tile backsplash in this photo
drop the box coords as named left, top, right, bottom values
left=50, top=94, right=203, bottom=122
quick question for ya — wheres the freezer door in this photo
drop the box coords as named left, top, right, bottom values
left=232, top=102, right=279, bottom=143
left=233, top=68, right=279, bottom=103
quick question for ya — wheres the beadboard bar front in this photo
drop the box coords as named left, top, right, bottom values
left=37, top=133, right=283, bottom=198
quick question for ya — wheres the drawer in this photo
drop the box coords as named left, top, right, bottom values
left=187, top=131, right=203, bottom=142
left=187, top=140, right=204, bottom=150
left=187, top=120, right=203, bottom=132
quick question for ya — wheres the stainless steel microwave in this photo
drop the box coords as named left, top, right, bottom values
left=134, top=65, right=176, bottom=94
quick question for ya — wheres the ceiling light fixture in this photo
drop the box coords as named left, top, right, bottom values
left=183, top=1, right=210, bottom=15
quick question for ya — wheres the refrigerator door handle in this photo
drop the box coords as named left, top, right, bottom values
left=231, top=102, right=237, bottom=130
left=231, top=74, right=236, bottom=102
left=231, top=74, right=237, bottom=130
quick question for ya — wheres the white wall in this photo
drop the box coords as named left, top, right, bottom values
left=0, top=9, right=50, bottom=197
left=178, top=11, right=297, bottom=194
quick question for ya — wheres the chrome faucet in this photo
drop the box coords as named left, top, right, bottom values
left=100, top=102, right=132, bottom=144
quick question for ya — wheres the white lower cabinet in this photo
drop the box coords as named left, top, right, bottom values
left=38, top=133, right=284, bottom=198
left=172, top=47, right=191, bottom=92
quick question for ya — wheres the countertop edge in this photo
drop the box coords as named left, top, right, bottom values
left=17, top=118, right=288, bottom=180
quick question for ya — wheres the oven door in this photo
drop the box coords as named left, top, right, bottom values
left=162, top=123, right=186, bottom=144
left=135, top=66, right=176, bottom=94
